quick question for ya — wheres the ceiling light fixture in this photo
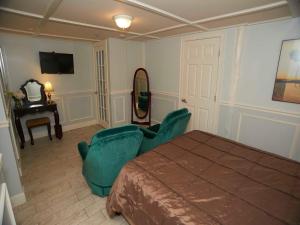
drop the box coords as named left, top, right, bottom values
left=113, top=15, right=133, bottom=29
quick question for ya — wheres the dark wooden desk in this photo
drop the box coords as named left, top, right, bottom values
left=13, top=102, right=63, bottom=149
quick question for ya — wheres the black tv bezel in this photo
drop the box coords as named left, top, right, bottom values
left=39, top=51, right=74, bottom=75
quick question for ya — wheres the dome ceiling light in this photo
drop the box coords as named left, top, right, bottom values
left=113, top=15, right=133, bottom=29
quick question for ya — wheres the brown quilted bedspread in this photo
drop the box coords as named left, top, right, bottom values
left=107, top=130, right=300, bottom=225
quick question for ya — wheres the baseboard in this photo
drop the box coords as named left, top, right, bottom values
left=11, top=192, right=26, bottom=207
left=24, top=119, right=98, bottom=141
left=62, top=119, right=98, bottom=132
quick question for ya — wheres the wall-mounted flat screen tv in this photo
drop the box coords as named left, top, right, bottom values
left=39, top=52, right=74, bottom=74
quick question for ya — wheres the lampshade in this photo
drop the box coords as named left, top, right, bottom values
left=113, top=15, right=133, bottom=29
left=44, top=81, right=53, bottom=92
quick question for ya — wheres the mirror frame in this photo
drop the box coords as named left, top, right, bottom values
left=20, top=79, right=47, bottom=105
left=133, top=68, right=150, bottom=119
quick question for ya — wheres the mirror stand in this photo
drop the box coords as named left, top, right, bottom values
left=131, top=68, right=151, bottom=126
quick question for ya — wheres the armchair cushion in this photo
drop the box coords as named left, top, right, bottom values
left=78, top=125, right=143, bottom=197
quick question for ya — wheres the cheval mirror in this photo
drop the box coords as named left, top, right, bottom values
left=131, top=68, right=151, bottom=126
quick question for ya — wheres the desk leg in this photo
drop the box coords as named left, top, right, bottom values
left=15, top=116, right=25, bottom=149
left=54, top=110, right=63, bottom=139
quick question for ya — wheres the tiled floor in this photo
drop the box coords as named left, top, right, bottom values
left=14, top=125, right=129, bottom=225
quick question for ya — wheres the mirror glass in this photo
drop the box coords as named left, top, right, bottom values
left=24, top=81, right=43, bottom=102
left=134, top=68, right=149, bottom=118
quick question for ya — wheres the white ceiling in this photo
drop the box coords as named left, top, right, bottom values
left=0, top=0, right=295, bottom=42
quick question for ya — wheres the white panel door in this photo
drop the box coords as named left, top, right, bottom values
left=180, top=37, right=220, bottom=133
left=94, top=42, right=111, bottom=128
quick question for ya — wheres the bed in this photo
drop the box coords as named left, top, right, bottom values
left=107, top=130, right=300, bottom=225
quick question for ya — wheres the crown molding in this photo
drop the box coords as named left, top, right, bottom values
left=0, top=27, right=102, bottom=42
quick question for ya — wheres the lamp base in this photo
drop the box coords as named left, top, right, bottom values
left=47, top=92, right=52, bottom=104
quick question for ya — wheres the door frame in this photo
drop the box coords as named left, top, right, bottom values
left=179, top=30, right=225, bottom=134
left=93, top=40, right=111, bottom=128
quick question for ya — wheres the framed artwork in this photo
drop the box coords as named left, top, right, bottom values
left=272, top=38, right=300, bottom=104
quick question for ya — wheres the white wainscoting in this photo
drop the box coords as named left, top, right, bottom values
left=151, top=90, right=179, bottom=124
left=110, top=89, right=179, bottom=126
left=110, top=90, right=131, bottom=127
left=218, top=101, right=300, bottom=162
left=19, top=90, right=98, bottom=141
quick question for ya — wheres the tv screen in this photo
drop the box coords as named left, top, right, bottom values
left=39, top=52, right=74, bottom=74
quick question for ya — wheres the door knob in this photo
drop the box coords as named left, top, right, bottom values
left=181, top=99, right=187, bottom=103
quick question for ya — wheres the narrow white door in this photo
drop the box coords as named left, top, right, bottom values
left=180, top=37, right=220, bottom=133
left=94, top=42, right=111, bottom=128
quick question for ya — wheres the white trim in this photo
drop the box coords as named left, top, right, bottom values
left=0, top=7, right=43, bottom=19
left=152, top=95, right=177, bottom=109
left=0, top=7, right=159, bottom=40
left=129, top=1, right=288, bottom=39
left=142, top=24, right=188, bottom=36
left=110, top=89, right=131, bottom=95
left=236, top=112, right=299, bottom=159
left=122, top=0, right=207, bottom=31
left=113, top=96, right=126, bottom=123
left=49, top=17, right=158, bottom=39
left=52, top=90, right=96, bottom=96
left=65, top=94, right=94, bottom=123
left=235, top=112, right=243, bottom=141
left=0, top=121, right=9, bottom=128
left=1, top=1, right=289, bottom=41
left=192, top=1, right=288, bottom=25
left=11, top=192, right=26, bottom=207
left=220, top=101, right=300, bottom=118
left=62, top=119, right=98, bottom=132
left=0, top=27, right=101, bottom=42
left=241, top=112, right=299, bottom=127
left=228, top=26, right=245, bottom=104
left=35, top=0, right=63, bottom=33
left=151, top=90, right=179, bottom=98
left=289, top=125, right=300, bottom=159
left=94, top=41, right=112, bottom=128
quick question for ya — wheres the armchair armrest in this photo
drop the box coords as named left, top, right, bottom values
left=78, top=141, right=90, bottom=160
left=139, top=127, right=157, bottom=139
left=148, top=123, right=160, bottom=133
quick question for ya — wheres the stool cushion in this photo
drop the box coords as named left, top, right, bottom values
left=26, top=117, right=50, bottom=128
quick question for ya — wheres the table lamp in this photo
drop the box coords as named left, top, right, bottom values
left=44, top=81, right=54, bottom=103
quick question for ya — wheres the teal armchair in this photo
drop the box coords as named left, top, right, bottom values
left=138, top=108, right=191, bottom=155
left=78, top=125, right=143, bottom=197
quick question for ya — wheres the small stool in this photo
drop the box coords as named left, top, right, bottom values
left=26, top=117, right=52, bottom=145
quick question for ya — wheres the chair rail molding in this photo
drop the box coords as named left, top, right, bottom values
left=0, top=120, right=9, bottom=128
left=220, top=101, right=300, bottom=118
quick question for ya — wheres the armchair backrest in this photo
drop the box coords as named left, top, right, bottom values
left=158, top=108, right=191, bottom=141
left=84, top=125, right=143, bottom=187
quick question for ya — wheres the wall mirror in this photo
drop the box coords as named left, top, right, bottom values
left=20, top=79, right=47, bottom=105
left=131, top=68, right=151, bottom=125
